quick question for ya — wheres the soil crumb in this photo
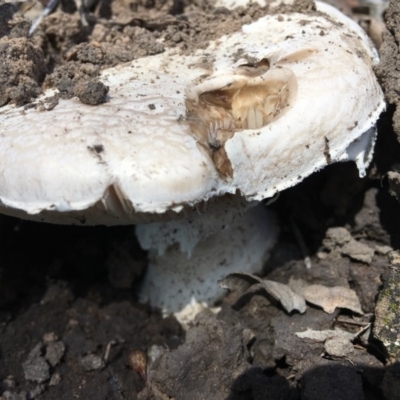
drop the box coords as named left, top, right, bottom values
left=0, top=3, right=45, bottom=106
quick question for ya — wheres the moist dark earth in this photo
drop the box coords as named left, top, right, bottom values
left=1, top=0, right=400, bottom=399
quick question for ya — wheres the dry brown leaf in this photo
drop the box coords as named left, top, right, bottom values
left=341, top=239, right=374, bottom=264
left=218, top=273, right=307, bottom=314
left=323, top=227, right=374, bottom=264
left=290, top=278, right=363, bottom=314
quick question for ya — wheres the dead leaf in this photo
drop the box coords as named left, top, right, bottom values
left=218, top=273, right=307, bottom=313
left=289, top=278, right=363, bottom=314
left=341, top=239, right=374, bottom=264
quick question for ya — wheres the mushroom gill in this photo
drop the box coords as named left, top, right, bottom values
left=185, top=61, right=296, bottom=178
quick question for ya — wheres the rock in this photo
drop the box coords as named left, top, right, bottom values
left=80, top=354, right=104, bottom=371
left=324, top=337, right=354, bottom=358
left=22, top=343, right=50, bottom=383
left=48, top=373, right=62, bottom=386
left=45, top=341, right=65, bottom=367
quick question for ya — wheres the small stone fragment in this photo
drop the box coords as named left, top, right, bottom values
left=48, top=373, right=62, bottom=386
left=295, top=328, right=355, bottom=357
left=324, top=337, right=353, bottom=358
left=45, top=341, right=65, bottom=367
left=80, top=354, right=104, bottom=371
left=22, top=343, right=50, bottom=383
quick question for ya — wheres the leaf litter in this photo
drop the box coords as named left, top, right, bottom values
left=219, top=273, right=363, bottom=315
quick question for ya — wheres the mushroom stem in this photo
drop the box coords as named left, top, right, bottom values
left=136, top=203, right=279, bottom=320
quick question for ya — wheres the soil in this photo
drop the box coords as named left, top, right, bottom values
left=1, top=0, right=400, bottom=399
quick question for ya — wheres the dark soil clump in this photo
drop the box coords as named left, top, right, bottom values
left=0, top=4, right=45, bottom=106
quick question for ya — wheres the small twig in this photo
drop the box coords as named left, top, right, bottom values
left=103, top=340, right=116, bottom=363
left=103, top=337, right=125, bottom=364
left=354, top=323, right=371, bottom=339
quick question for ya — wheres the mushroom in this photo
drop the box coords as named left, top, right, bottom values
left=0, top=2, right=384, bottom=319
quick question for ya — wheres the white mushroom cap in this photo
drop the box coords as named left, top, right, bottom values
left=0, top=2, right=384, bottom=224
left=0, top=57, right=219, bottom=224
